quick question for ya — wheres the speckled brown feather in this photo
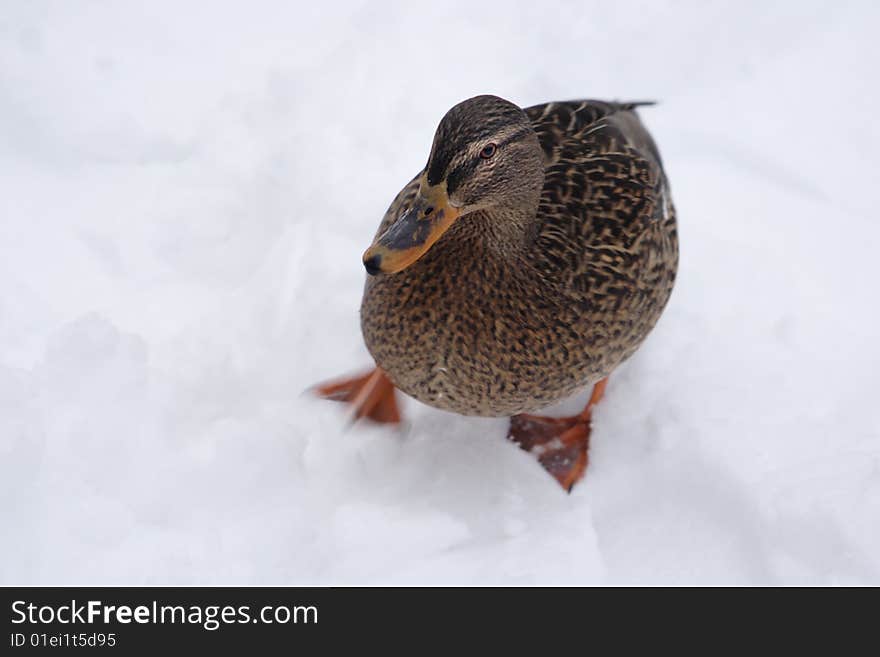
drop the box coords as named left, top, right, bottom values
left=360, top=99, right=678, bottom=416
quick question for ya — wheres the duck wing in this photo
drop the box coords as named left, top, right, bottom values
left=525, top=100, right=677, bottom=314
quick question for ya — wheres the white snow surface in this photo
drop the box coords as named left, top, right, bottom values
left=2, top=1, right=879, bottom=585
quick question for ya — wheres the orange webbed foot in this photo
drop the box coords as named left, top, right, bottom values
left=507, top=377, right=608, bottom=491
left=314, top=368, right=401, bottom=424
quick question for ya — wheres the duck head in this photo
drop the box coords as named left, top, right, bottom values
left=363, top=95, right=544, bottom=275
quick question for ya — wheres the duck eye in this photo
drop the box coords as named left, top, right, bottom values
left=479, top=143, right=497, bottom=159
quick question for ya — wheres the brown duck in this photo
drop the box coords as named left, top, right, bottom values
left=316, top=95, right=678, bottom=490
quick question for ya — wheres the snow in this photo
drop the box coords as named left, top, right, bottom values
left=2, top=1, right=879, bottom=585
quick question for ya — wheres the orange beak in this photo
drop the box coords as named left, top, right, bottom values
left=362, top=180, right=460, bottom=275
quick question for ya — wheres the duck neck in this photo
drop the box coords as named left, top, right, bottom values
left=466, top=180, right=543, bottom=261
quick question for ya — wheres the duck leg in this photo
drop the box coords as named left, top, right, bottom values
left=313, top=368, right=401, bottom=424
left=507, top=378, right=608, bottom=491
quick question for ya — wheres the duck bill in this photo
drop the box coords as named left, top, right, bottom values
left=363, top=183, right=461, bottom=275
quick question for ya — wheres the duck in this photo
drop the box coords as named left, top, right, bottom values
left=316, top=94, right=678, bottom=491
